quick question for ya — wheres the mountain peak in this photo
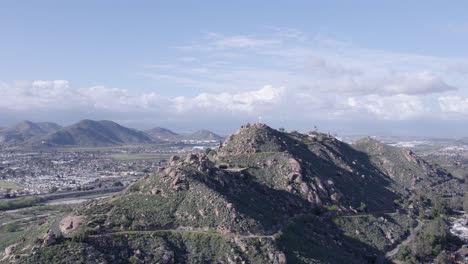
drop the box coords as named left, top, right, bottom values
left=0, top=121, right=62, bottom=145
left=219, top=123, right=288, bottom=155
left=186, top=129, right=223, bottom=141
left=146, top=127, right=179, bottom=141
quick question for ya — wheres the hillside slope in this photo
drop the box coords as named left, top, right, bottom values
left=2, top=123, right=461, bottom=264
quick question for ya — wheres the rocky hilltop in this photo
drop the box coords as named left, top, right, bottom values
left=2, top=123, right=463, bottom=264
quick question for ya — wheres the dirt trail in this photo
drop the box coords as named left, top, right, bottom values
left=385, top=219, right=423, bottom=258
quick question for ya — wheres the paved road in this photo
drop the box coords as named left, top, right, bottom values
left=2, top=187, right=125, bottom=203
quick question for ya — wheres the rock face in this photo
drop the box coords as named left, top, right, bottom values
left=219, top=123, right=288, bottom=155
left=106, top=152, right=311, bottom=235
left=59, top=216, right=84, bottom=235
left=41, top=233, right=57, bottom=247
left=219, top=124, right=400, bottom=212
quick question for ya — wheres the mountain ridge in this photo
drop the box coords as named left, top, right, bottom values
left=34, top=119, right=155, bottom=147
left=1, top=123, right=462, bottom=264
left=0, top=120, right=62, bottom=145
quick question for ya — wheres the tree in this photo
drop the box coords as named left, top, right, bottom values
left=4, top=222, right=18, bottom=232
left=430, top=196, right=448, bottom=217
left=434, top=250, right=451, bottom=264
left=358, top=202, right=367, bottom=212
left=112, top=181, right=124, bottom=187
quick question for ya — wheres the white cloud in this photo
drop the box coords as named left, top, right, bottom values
left=439, top=96, right=468, bottom=114
left=328, top=71, right=456, bottom=96
left=206, top=32, right=279, bottom=49
left=0, top=80, right=284, bottom=115
left=4, top=29, right=468, bottom=132
left=347, top=95, right=432, bottom=120
left=161, top=30, right=463, bottom=100
left=173, top=85, right=284, bottom=112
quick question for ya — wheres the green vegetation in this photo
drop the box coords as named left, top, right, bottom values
left=333, top=213, right=415, bottom=251
left=4, top=222, right=19, bottom=232
left=0, top=180, right=23, bottom=190
left=0, top=207, right=56, bottom=252
left=0, top=197, right=44, bottom=211
left=112, top=181, right=124, bottom=187
left=71, top=229, right=90, bottom=243
left=396, top=217, right=462, bottom=263
left=278, top=214, right=380, bottom=263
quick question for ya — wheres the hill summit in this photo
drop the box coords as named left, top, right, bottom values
left=145, top=127, right=179, bottom=141
left=185, top=129, right=223, bottom=141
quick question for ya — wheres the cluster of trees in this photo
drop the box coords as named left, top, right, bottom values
left=397, top=216, right=458, bottom=263
left=0, top=196, right=43, bottom=211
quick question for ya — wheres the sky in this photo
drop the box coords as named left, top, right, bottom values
left=1, top=1, right=468, bottom=136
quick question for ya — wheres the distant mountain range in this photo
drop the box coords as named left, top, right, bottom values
left=145, top=127, right=224, bottom=142
left=0, top=120, right=224, bottom=147
left=36, top=120, right=154, bottom=147
left=0, top=120, right=62, bottom=145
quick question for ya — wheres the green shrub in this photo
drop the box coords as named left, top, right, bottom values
left=0, top=197, right=43, bottom=211
left=71, top=229, right=89, bottom=243
left=113, top=181, right=124, bottom=187
left=358, top=202, right=367, bottom=212
left=4, top=222, right=19, bottom=232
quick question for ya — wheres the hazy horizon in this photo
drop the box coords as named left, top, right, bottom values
left=1, top=118, right=466, bottom=139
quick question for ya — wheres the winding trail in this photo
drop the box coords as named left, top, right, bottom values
left=89, top=229, right=278, bottom=240
left=50, top=209, right=423, bottom=263
left=385, top=219, right=423, bottom=258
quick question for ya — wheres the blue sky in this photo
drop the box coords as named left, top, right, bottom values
left=1, top=1, right=468, bottom=136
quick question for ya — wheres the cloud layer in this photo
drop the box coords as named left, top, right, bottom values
left=2, top=29, right=468, bottom=135
left=0, top=80, right=284, bottom=115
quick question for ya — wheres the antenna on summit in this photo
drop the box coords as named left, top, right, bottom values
left=258, top=116, right=262, bottom=123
